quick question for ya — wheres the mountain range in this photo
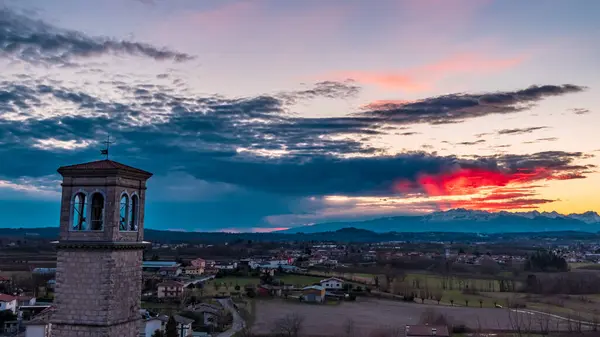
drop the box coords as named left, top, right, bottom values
left=281, top=209, right=600, bottom=234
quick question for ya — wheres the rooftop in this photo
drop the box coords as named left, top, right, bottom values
left=0, top=293, right=16, bottom=302
left=57, top=159, right=153, bottom=178
left=142, top=261, right=180, bottom=267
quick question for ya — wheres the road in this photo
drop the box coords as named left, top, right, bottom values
left=216, top=298, right=245, bottom=337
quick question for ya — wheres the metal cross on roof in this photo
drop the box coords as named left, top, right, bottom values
left=100, top=135, right=114, bottom=159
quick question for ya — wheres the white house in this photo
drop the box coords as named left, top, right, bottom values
left=0, top=294, right=17, bottom=314
left=157, top=281, right=184, bottom=299
left=158, top=314, right=194, bottom=336
left=24, top=306, right=55, bottom=337
left=319, top=277, right=344, bottom=290
left=142, top=317, right=162, bottom=337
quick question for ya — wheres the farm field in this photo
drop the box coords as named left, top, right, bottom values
left=251, top=298, right=591, bottom=336
left=197, top=274, right=324, bottom=296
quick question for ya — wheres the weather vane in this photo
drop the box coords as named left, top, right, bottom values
left=100, top=135, right=114, bottom=160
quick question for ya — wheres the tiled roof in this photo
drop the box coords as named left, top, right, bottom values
left=158, top=314, right=195, bottom=325
left=158, top=281, right=184, bottom=287
left=57, top=159, right=153, bottom=177
left=0, top=293, right=16, bottom=302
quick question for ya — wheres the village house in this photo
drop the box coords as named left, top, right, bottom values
left=157, top=281, right=185, bottom=299
left=184, top=266, right=204, bottom=276
left=192, top=303, right=222, bottom=329
left=319, top=277, right=344, bottom=290
left=17, top=295, right=37, bottom=307
left=405, top=325, right=450, bottom=337
left=0, top=294, right=17, bottom=313
left=190, top=258, right=206, bottom=268
left=159, top=266, right=182, bottom=277
left=301, top=285, right=325, bottom=303
left=158, top=314, right=194, bottom=336
left=0, top=275, right=10, bottom=284
left=24, top=306, right=55, bottom=337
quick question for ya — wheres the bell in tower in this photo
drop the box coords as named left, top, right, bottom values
left=51, top=159, right=152, bottom=337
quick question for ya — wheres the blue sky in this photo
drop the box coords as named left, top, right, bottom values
left=0, top=0, right=598, bottom=232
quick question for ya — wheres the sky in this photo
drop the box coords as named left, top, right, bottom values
left=0, top=0, right=599, bottom=232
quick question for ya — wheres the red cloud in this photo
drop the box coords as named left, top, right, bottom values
left=395, top=165, right=586, bottom=211
left=330, top=53, right=526, bottom=92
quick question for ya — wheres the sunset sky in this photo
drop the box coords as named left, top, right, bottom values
left=0, top=0, right=598, bottom=232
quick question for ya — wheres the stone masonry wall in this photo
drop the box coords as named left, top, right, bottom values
left=52, top=249, right=143, bottom=337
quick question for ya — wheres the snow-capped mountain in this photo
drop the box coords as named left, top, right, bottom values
left=282, top=208, right=600, bottom=234
left=425, top=208, right=600, bottom=223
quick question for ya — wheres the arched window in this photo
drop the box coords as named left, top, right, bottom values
left=72, top=193, right=87, bottom=230
left=119, top=193, right=129, bottom=231
left=129, top=194, right=139, bottom=231
left=90, top=193, right=104, bottom=230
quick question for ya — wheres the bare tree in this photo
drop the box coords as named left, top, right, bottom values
left=419, top=308, right=449, bottom=326
left=272, top=313, right=305, bottom=337
left=434, top=292, right=443, bottom=305
left=340, top=318, right=357, bottom=337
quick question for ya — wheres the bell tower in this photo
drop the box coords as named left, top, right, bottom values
left=51, top=159, right=153, bottom=337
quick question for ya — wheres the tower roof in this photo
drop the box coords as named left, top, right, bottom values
left=57, top=159, right=153, bottom=179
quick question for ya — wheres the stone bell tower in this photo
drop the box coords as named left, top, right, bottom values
left=51, top=159, right=152, bottom=337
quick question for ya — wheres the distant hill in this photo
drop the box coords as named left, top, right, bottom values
left=281, top=209, right=600, bottom=234
left=0, top=225, right=599, bottom=244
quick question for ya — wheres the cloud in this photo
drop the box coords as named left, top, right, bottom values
left=360, top=85, right=585, bottom=125
left=569, top=108, right=590, bottom=115
left=0, top=7, right=194, bottom=66
left=455, top=139, right=486, bottom=146
left=0, top=75, right=593, bottom=225
left=523, top=137, right=558, bottom=144
left=277, top=80, right=361, bottom=103
left=394, top=151, right=595, bottom=211
left=497, top=126, right=549, bottom=135
left=329, top=53, right=526, bottom=91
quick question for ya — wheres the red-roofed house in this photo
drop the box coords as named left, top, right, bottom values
left=157, top=281, right=184, bottom=299
left=190, top=258, right=206, bottom=268
left=0, top=294, right=17, bottom=313
left=0, top=276, right=10, bottom=284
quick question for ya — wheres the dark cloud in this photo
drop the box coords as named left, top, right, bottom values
left=456, top=139, right=486, bottom=146
left=0, top=77, right=594, bottom=203
left=277, top=80, right=361, bottom=103
left=0, top=7, right=194, bottom=65
left=523, top=137, right=558, bottom=144
left=569, top=108, right=590, bottom=115
left=497, top=126, right=549, bottom=135
left=360, top=85, right=586, bottom=125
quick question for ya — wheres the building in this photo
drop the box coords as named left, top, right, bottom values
left=301, top=285, right=325, bottom=303
left=50, top=159, right=153, bottom=337
left=24, top=306, right=55, bottom=337
left=0, top=294, right=17, bottom=313
left=405, top=325, right=450, bottom=337
left=158, top=315, right=194, bottom=336
left=191, top=303, right=222, bottom=329
left=142, top=261, right=180, bottom=271
left=190, top=258, right=206, bottom=268
left=319, top=277, right=344, bottom=290
left=157, top=281, right=184, bottom=298
left=17, top=295, right=37, bottom=307
left=184, top=266, right=204, bottom=276
left=159, top=266, right=182, bottom=277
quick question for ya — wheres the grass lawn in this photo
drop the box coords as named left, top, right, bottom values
left=201, top=274, right=324, bottom=296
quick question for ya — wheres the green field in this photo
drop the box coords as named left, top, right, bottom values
left=198, top=274, right=324, bottom=296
